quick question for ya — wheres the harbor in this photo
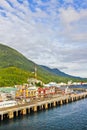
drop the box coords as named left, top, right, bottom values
left=0, top=92, right=87, bottom=121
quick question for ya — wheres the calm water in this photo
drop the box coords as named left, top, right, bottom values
left=0, top=98, right=87, bottom=130
left=70, top=84, right=87, bottom=89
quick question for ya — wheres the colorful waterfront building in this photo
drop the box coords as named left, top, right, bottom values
left=28, top=87, right=37, bottom=98
left=15, top=85, right=38, bottom=99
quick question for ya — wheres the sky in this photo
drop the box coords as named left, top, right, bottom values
left=0, top=0, right=87, bottom=78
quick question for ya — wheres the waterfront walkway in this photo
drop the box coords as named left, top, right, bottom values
left=0, top=92, right=87, bottom=121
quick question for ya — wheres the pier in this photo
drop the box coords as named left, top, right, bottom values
left=0, top=92, right=87, bottom=121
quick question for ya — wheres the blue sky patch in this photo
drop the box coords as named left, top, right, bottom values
left=5, top=0, right=14, bottom=8
left=0, top=12, right=7, bottom=17
left=41, top=0, right=50, bottom=2
left=17, top=0, right=23, bottom=4
left=72, top=0, right=87, bottom=9
left=28, top=0, right=38, bottom=12
left=0, top=6, right=4, bottom=10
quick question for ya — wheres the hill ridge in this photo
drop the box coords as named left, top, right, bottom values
left=0, top=43, right=86, bottom=86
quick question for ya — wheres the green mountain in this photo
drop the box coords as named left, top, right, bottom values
left=0, top=43, right=35, bottom=72
left=0, top=43, right=86, bottom=87
left=40, top=65, right=82, bottom=79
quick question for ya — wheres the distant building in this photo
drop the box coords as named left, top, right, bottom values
left=0, top=92, right=7, bottom=101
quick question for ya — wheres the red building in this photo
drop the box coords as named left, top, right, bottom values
left=37, top=88, right=50, bottom=97
left=37, top=87, right=56, bottom=98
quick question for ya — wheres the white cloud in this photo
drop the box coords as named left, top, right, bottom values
left=59, top=7, right=80, bottom=24
left=58, top=7, right=87, bottom=43
left=0, top=0, right=87, bottom=78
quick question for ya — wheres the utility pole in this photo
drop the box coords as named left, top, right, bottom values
left=34, top=64, right=37, bottom=79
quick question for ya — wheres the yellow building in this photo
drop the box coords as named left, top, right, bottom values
left=15, top=86, right=37, bottom=99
